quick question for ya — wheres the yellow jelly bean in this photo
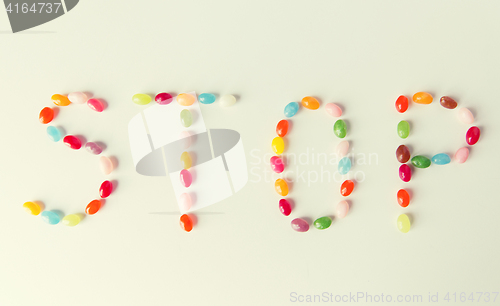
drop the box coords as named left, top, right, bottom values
left=177, top=93, right=195, bottom=106
left=272, top=137, right=285, bottom=154
left=62, top=214, right=81, bottom=227
left=180, top=151, right=192, bottom=169
left=397, top=214, right=411, bottom=233
left=412, top=92, right=433, bottom=104
left=23, top=201, right=41, bottom=215
left=275, top=178, right=289, bottom=196
left=51, top=94, right=71, bottom=106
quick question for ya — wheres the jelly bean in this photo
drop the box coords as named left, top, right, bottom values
left=180, top=109, right=193, bottom=127
left=396, top=145, right=411, bottom=163
left=275, top=178, right=289, bottom=196
left=99, top=180, right=113, bottom=198
left=431, top=153, right=451, bottom=165
left=411, top=155, right=431, bottom=168
left=395, top=95, right=408, bottom=113
left=439, top=96, right=458, bottom=109
left=338, top=157, right=351, bottom=175
left=412, top=92, right=433, bottom=104
left=180, top=214, right=193, bottom=232
left=52, top=94, right=71, bottom=106
left=279, top=199, right=292, bottom=216
left=180, top=151, right=192, bottom=169
left=85, top=200, right=101, bottom=215
left=340, top=180, right=354, bottom=196
left=399, top=164, right=411, bottom=182
left=291, top=218, right=309, bottom=232
left=99, top=156, right=114, bottom=175
left=132, top=93, right=152, bottom=105
left=455, top=147, right=469, bottom=164
left=397, top=213, right=411, bottom=233
left=41, top=211, right=61, bottom=225
left=220, top=94, right=236, bottom=107
left=284, top=102, right=299, bottom=118
left=198, top=93, right=216, bottom=104
left=276, top=119, right=289, bottom=137
left=63, top=135, right=82, bottom=150
left=180, top=169, right=192, bottom=187
left=62, top=214, right=81, bottom=227
left=23, top=201, right=41, bottom=215
left=179, top=193, right=192, bottom=211
left=270, top=156, right=284, bottom=173
left=466, top=126, right=480, bottom=145
left=313, top=216, right=332, bottom=230
left=177, top=93, right=195, bottom=106
left=397, top=120, right=410, bottom=139
left=333, top=119, right=347, bottom=138
left=68, top=92, right=88, bottom=104
left=85, top=142, right=103, bottom=155
left=155, top=92, right=173, bottom=105
left=47, top=126, right=62, bottom=142
left=87, top=98, right=104, bottom=112
left=301, top=96, right=320, bottom=110
left=336, top=200, right=349, bottom=218
left=325, top=103, right=342, bottom=117
left=397, top=189, right=410, bottom=208
left=458, top=108, right=474, bottom=124
left=336, top=140, right=349, bottom=157
left=272, top=137, right=285, bottom=155
left=39, top=107, right=54, bottom=124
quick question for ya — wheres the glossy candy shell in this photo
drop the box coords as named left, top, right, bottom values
left=63, top=135, right=82, bottom=150
left=412, top=92, right=433, bottom=104
left=466, top=126, right=480, bottom=145
left=455, top=147, right=469, bottom=163
left=338, top=157, right=351, bottom=175
left=180, top=109, right=193, bottom=127
left=397, top=121, right=410, bottom=139
left=284, top=102, right=299, bottom=118
left=440, top=96, right=458, bottom=109
left=41, top=211, right=61, bottom=225
left=395, top=95, right=408, bottom=113
left=325, top=103, right=342, bottom=117
left=397, top=189, right=410, bottom=208
left=301, top=96, right=320, bottom=110
left=87, top=99, right=104, bottom=112
left=62, top=214, right=81, bottom=227
left=340, top=180, right=354, bottom=196
left=270, top=156, right=284, bottom=173
left=276, top=120, right=289, bottom=137
left=279, top=199, right=292, bottom=216
left=23, top=202, right=41, bottom=215
left=99, top=180, right=113, bottom=198
left=431, top=153, right=451, bottom=165
left=85, top=142, right=103, bottom=155
left=275, top=179, right=289, bottom=196
left=39, top=107, right=54, bottom=124
left=68, top=92, right=87, bottom=104
left=52, top=94, right=71, bottom=106
left=180, top=152, right=192, bottom=169
left=336, top=200, right=349, bottom=218
left=180, top=214, right=193, bottom=232
left=47, top=126, right=62, bottom=142
left=155, top=92, right=173, bottom=105
left=396, top=145, right=411, bottom=163
left=132, top=94, right=152, bottom=105
left=85, top=200, right=101, bottom=215
left=272, top=137, right=285, bottom=155
left=399, top=164, right=411, bottom=182
left=198, top=93, right=216, bottom=104
left=180, top=169, right=192, bottom=187
left=177, top=93, right=196, bottom=106
left=291, top=218, right=309, bottom=232
left=411, top=155, right=431, bottom=168
left=313, top=216, right=332, bottom=230
left=397, top=214, right=411, bottom=233
left=333, top=120, right=347, bottom=138
left=220, top=95, right=236, bottom=107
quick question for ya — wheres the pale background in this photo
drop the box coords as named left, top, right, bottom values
left=1, top=1, right=499, bottom=305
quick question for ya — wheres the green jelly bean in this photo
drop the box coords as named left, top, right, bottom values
left=333, top=120, right=347, bottom=138
left=397, top=120, right=410, bottom=139
left=313, top=216, right=332, bottom=230
left=180, top=109, right=193, bottom=127
left=411, top=155, right=431, bottom=168
left=132, top=93, right=152, bottom=105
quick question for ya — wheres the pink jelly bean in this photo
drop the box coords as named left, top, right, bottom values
left=63, top=135, right=82, bottom=150
left=336, top=200, right=349, bottom=218
left=270, top=156, right=284, bottom=173
left=291, top=218, right=309, bottom=232
left=155, top=92, right=173, bottom=105
left=325, top=103, right=342, bottom=117
left=87, top=98, right=104, bottom=112
left=279, top=199, right=292, bottom=216
left=455, top=147, right=469, bottom=163
left=180, top=169, right=192, bottom=187
left=336, top=140, right=349, bottom=157
left=458, top=108, right=474, bottom=124
left=179, top=193, right=192, bottom=211
left=399, top=164, right=411, bottom=182
left=466, top=126, right=480, bottom=145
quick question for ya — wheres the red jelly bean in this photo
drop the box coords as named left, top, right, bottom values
left=399, top=164, right=411, bottom=182
left=279, top=199, right=292, bottom=216
left=155, top=92, right=173, bottom=105
left=85, top=200, right=102, bottom=215
left=397, top=189, right=410, bottom=207
left=99, top=180, right=113, bottom=198
left=340, top=180, right=354, bottom=196
left=466, top=126, right=480, bottom=145
left=39, top=107, right=54, bottom=124
left=180, top=214, right=193, bottom=232
left=276, top=120, right=289, bottom=137
left=395, top=95, right=408, bottom=113
left=87, top=98, right=104, bottom=112
left=63, top=135, right=82, bottom=150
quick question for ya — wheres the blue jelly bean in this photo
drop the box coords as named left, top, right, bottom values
left=47, top=126, right=62, bottom=142
left=198, top=93, right=216, bottom=104
left=338, top=157, right=352, bottom=175
left=41, top=211, right=61, bottom=225
left=431, top=153, right=451, bottom=165
left=284, top=102, right=299, bottom=118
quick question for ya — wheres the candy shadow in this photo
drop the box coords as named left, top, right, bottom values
left=97, top=98, right=108, bottom=111
left=82, top=92, right=94, bottom=99
left=406, top=213, right=414, bottom=229
left=301, top=217, right=313, bottom=225
left=74, top=135, right=87, bottom=147
left=34, top=201, right=45, bottom=212
left=287, top=119, right=293, bottom=135
left=286, top=198, right=295, bottom=211
left=188, top=213, right=198, bottom=226
left=98, top=199, right=107, bottom=210
left=75, top=213, right=86, bottom=223
left=111, top=180, right=119, bottom=194
left=189, top=152, right=197, bottom=167
left=189, top=168, right=197, bottom=184
left=93, top=141, right=107, bottom=152
left=109, top=156, right=119, bottom=170
left=52, top=107, right=60, bottom=120
left=312, top=96, right=323, bottom=108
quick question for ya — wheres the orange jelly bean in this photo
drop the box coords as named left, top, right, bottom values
left=275, top=178, right=289, bottom=196
left=340, top=180, right=354, bottom=196
left=39, top=107, right=54, bottom=124
left=85, top=200, right=102, bottom=215
left=51, top=94, right=71, bottom=106
left=301, top=96, right=320, bottom=110
left=412, top=92, right=433, bottom=104
left=395, top=95, right=408, bottom=113
left=276, top=119, right=289, bottom=137
left=397, top=189, right=410, bottom=207
left=180, top=214, right=193, bottom=232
